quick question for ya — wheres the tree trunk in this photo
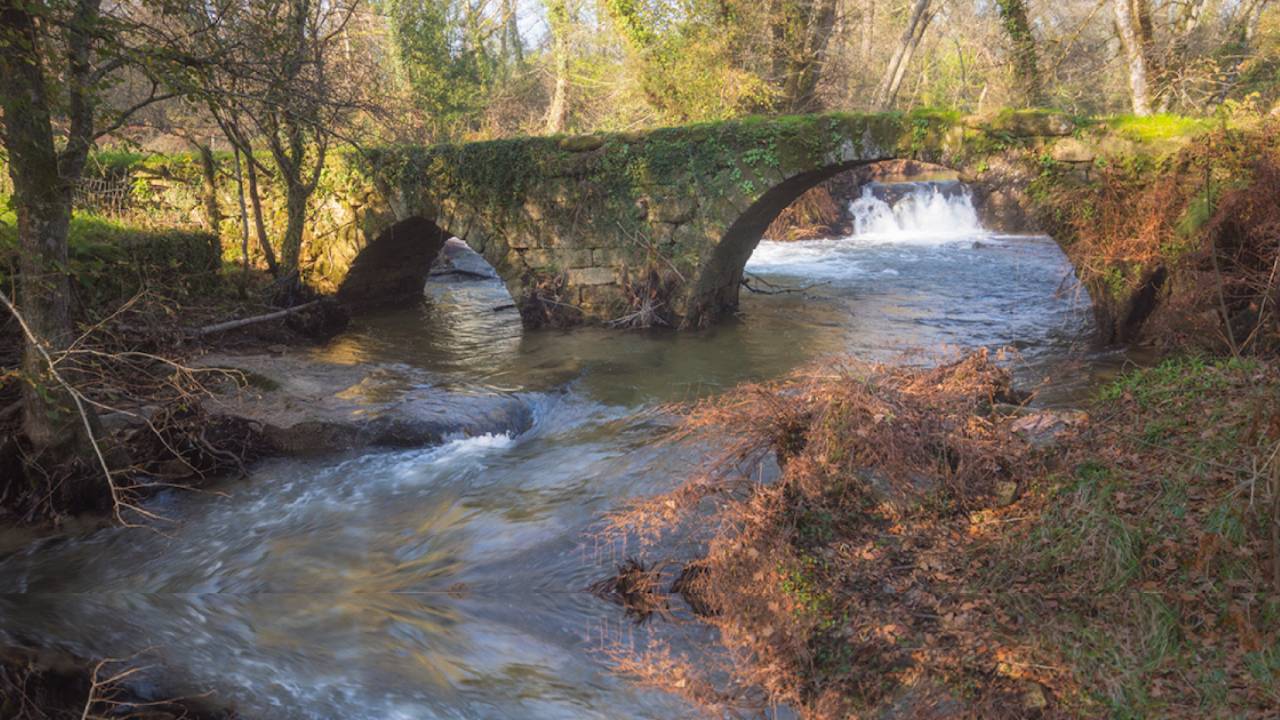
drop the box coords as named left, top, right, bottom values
left=544, top=0, right=571, bottom=134
left=280, top=181, right=309, bottom=286
left=0, top=0, right=96, bottom=470
left=195, top=140, right=223, bottom=268
left=244, top=154, right=280, bottom=276
left=233, top=145, right=252, bottom=287
left=502, top=0, right=523, bottom=65
left=861, top=0, right=874, bottom=65
left=1113, top=0, right=1152, bottom=115
left=775, top=0, right=841, bottom=112
left=995, top=0, right=1042, bottom=106
left=1133, top=0, right=1160, bottom=105
left=874, top=0, right=931, bottom=109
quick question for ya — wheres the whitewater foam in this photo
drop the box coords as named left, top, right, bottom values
left=848, top=182, right=987, bottom=244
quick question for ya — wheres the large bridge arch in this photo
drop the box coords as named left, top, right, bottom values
left=332, top=110, right=1082, bottom=328
left=683, top=160, right=874, bottom=325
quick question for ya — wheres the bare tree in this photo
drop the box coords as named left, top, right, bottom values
left=874, top=0, right=934, bottom=108
left=1113, top=0, right=1152, bottom=114
left=182, top=0, right=369, bottom=296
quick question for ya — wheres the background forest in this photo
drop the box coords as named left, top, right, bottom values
left=105, top=0, right=1280, bottom=151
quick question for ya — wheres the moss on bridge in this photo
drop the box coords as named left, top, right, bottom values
left=359, top=109, right=1010, bottom=223
left=30, top=109, right=1226, bottom=335
left=349, top=109, right=1091, bottom=326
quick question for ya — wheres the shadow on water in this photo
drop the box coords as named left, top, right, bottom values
left=0, top=181, right=1133, bottom=718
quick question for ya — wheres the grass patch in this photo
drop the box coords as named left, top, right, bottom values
left=983, top=356, right=1280, bottom=717
left=1104, top=114, right=1217, bottom=143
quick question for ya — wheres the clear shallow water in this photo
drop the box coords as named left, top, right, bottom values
left=0, top=183, right=1121, bottom=718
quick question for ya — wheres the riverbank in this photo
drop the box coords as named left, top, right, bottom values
left=607, top=351, right=1278, bottom=718
left=0, top=646, right=236, bottom=720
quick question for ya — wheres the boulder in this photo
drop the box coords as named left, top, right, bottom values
left=1011, top=409, right=1088, bottom=447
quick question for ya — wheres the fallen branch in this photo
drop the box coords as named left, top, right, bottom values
left=0, top=289, right=157, bottom=526
left=740, top=272, right=829, bottom=295
left=192, top=300, right=321, bottom=337
left=430, top=267, right=496, bottom=280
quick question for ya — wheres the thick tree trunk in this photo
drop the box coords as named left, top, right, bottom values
left=280, top=181, right=309, bottom=284
left=1113, top=0, right=1152, bottom=115
left=774, top=0, right=841, bottom=112
left=1133, top=0, right=1161, bottom=105
left=874, top=0, right=931, bottom=109
left=995, top=0, right=1043, bottom=106
left=0, top=0, right=97, bottom=475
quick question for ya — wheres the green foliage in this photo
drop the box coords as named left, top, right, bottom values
left=1003, top=355, right=1280, bottom=716
left=1097, top=355, right=1256, bottom=408
left=602, top=0, right=774, bottom=122
left=380, top=0, right=506, bottom=139
left=0, top=207, right=221, bottom=312
left=778, top=554, right=833, bottom=617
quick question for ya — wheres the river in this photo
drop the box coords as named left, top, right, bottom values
left=0, top=182, right=1119, bottom=718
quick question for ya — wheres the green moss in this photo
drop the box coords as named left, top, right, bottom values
left=1103, top=114, right=1215, bottom=143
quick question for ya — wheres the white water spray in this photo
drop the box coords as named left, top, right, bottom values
left=848, top=182, right=985, bottom=242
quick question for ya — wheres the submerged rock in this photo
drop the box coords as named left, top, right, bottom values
left=199, top=351, right=532, bottom=456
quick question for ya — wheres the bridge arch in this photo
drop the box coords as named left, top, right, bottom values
left=336, top=209, right=528, bottom=317
left=685, top=158, right=997, bottom=326
left=336, top=216, right=449, bottom=307
left=684, top=160, right=873, bottom=326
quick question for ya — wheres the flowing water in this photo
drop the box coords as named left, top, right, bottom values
left=0, top=182, right=1122, bottom=718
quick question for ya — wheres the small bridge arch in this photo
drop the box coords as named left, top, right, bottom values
left=334, top=110, right=1079, bottom=328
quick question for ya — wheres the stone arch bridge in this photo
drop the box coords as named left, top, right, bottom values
left=329, top=110, right=1085, bottom=328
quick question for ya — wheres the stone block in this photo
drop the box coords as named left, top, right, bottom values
left=592, top=248, right=632, bottom=266
left=506, top=233, right=537, bottom=249
left=555, top=249, right=594, bottom=268
left=1050, top=137, right=1096, bottom=164
left=647, top=193, right=698, bottom=224
left=567, top=266, right=617, bottom=286
left=578, top=283, right=624, bottom=310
